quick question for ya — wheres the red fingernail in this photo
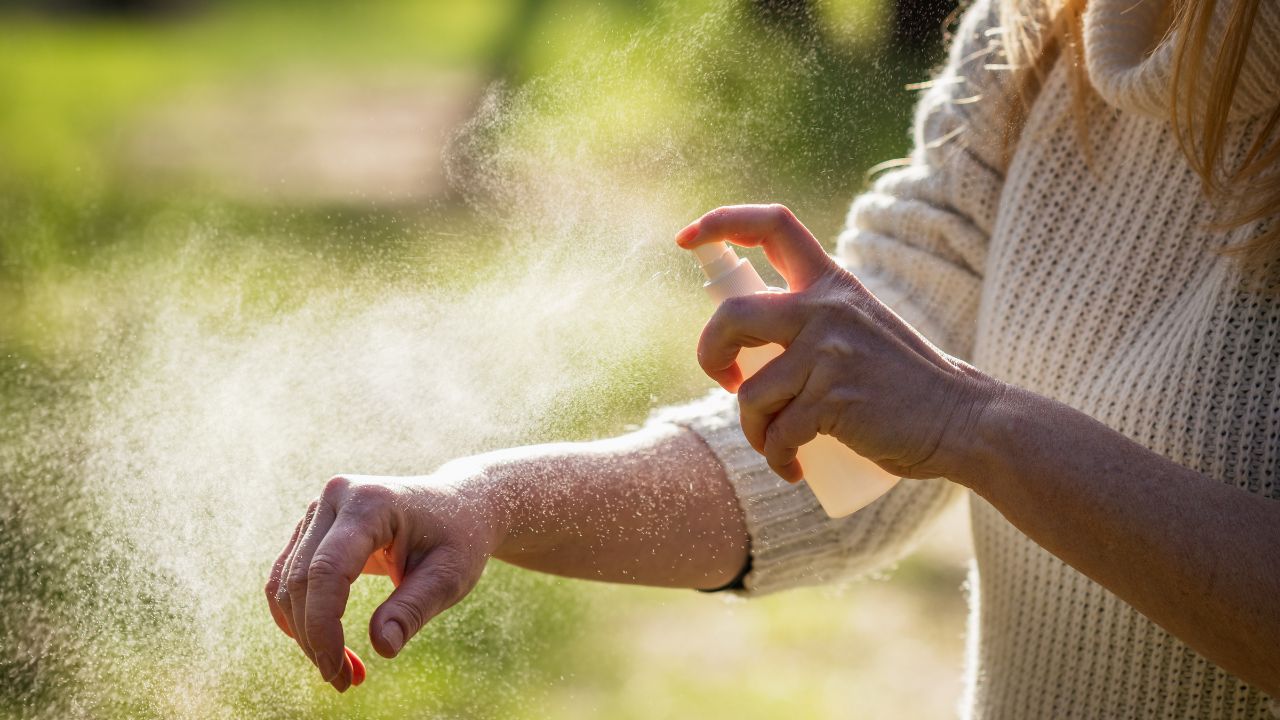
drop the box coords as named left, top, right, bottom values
left=675, top=223, right=699, bottom=246
left=346, top=647, right=366, bottom=686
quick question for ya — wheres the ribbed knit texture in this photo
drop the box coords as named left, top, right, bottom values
left=660, top=0, right=1280, bottom=717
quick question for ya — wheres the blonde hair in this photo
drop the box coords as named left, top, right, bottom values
left=997, top=0, right=1280, bottom=287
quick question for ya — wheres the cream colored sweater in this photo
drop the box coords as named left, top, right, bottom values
left=660, top=0, right=1280, bottom=717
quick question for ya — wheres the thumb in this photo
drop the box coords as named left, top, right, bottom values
left=369, top=546, right=475, bottom=658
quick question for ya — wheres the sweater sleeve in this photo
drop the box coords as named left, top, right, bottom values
left=657, top=0, right=1012, bottom=597
left=839, top=0, right=1007, bottom=361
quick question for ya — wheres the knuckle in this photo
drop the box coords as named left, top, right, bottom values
left=814, top=336, right=855, bottom=362
left=308, top=554, right=344, bottom=581
left=767, top=203, right=796, bottom=227
left=387, top=597, right=427, bottom=633
left=348, top=482, right=393, bottom=508
left=264, top=578, right=279, bottom=598
left=322, top=475, right=350, bottom=501
left=285, top=569, right=308, bottom=595
left=828, top=385, right=865, bottom=408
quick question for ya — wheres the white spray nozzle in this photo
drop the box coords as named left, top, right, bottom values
left=688, top=240, right=769, bottom=303
left=692, top=241, right=740, bottom=281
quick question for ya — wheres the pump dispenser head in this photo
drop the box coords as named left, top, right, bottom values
left=691, top=241, right=770, bottom=303
left=692, top=242, right=739, bottom=278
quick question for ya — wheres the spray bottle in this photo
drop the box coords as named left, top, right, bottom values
left=691, top=241, right=899, bottom=518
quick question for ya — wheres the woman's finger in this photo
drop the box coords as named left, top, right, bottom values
left=736, top=347, right=812, bottom=454
left=266, top=515, right=307, bottom=638
left=279, top=502, right=319, bottom=658
left=275, top=501, right=318, bottom=643
left=762, top=382, right=826, bottom=482
left=286, top=499, right=337, bottom=668
left=305, top=502, right=394, bottom=684
left=698, top=292, right=804, bottom=390
left=676, top=204, right=836, bottom=291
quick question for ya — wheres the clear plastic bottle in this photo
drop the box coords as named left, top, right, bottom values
left=691, top=241, right=899, bottom=517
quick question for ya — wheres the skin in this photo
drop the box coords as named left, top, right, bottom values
left=266, top=204, right=1280, bottom=698
left=264, top=430, right=747, bottom=693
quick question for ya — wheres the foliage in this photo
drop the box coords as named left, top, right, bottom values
left=0, top=2, right=965, bottom=719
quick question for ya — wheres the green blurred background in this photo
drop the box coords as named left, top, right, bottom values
left=0, top=1, right=973, bottom=718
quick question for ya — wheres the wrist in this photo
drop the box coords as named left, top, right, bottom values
left=479, top=462, right=531, bottom=562
left=958, top=381, right=1039, bottom=494
left=941, top=374, right=1017, bottom=490
left=433, top=455, right=522, bottom=559
left=445, top=448, right=571, bottom=564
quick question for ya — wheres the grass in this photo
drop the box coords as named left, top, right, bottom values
left=0, top=1, right=967, bottom=718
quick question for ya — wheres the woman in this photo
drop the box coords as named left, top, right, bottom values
left=264, top=0, right=1280, bottom=715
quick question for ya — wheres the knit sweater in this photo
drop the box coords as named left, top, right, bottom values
left=659, top=0, right=1280, bottom=717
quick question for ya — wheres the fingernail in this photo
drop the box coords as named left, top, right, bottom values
left=347, top=648, right=367, bottom=686
left=675, top=223, right=699, bottom=246
left=381, top=620, right=405, bottom=656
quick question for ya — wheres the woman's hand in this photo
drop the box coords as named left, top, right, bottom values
left=677, top=204, right=1002, bottom=483
left=265, top=470, right=505, bottom=692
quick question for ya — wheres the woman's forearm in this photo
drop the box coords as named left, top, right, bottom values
left=265, top=422, right=747, bottom=685
left=451, top=422, right=750, bottom=590
left=960, top=385, right=1280, bottom=696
